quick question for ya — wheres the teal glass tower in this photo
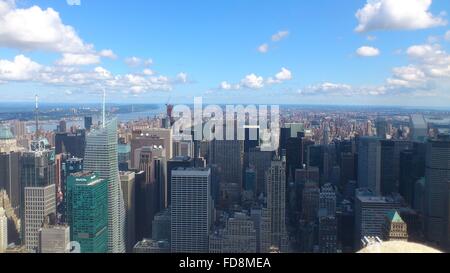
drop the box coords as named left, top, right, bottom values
left=67, top=172, right=108, bottom=253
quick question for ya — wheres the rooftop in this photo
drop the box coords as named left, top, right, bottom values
left=0, top=126, right=14, bottom=140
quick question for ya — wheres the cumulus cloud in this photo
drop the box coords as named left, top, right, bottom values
left=99, top=49, right=117, bottom=59
left=56, top=53, right=100, bottom=66
left=218, top=68, right=293, bottom=91
left=0, top=54, right=42, bottom=81
left=446, top=30, right=450, bottom=41
left=67, top=0, right=81, bottom=6
left=258, top=43, right=269, bottom=53
left=241, top=74, right=265, bottom=89
left=267, top=67, right=293, bottom=84
left=272, top=30, right=290, bottom=42
left=257, top=30, right=289, bottom=54
left=0, top=54, right=189, bottom=94
left=125, top=56, right=153, bottom=67
left=0, top=1, right=92, bottom=53
left=355, top=0, right=447, bottom=32
left=356, top=46, right=381, bottom=57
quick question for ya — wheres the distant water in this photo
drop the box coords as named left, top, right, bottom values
left=26, top=106, right=166, bottom=133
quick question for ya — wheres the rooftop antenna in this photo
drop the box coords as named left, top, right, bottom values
left=35, top=94, right=39, bottom=139
left=102, top=88, right=106, bottom=128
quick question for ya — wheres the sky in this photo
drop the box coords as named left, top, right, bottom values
left=0, top=0, right=450, bottom=107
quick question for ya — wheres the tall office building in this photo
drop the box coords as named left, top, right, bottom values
left=410, top=114, right=428, bottom=142
left=380, top=140, right=412, bottom=195
left=425, top=135, right=450, bottom=249
left=39, top=217, right=70, bottom=253
left=120, top=171, right=136, bottom=253
left=267, top=157, right=289, bottom=252
left=399, top=143, right=426, bottom=206
left=0, top=207, right=7, bottom=253
left=302, top=181, right=320, bottom=223
left=0, top=152, right=21, bottom=217
left=250, top=208, right=271, bottom=253
left=84, top=116, right=93, bottom=131
left=318, top=210, right=337, bottom=253
left=319, top=183, right=336, bottom=216
left=354, top=189, right=401, bottom=250
left=248, top=147, right=273, bottom=195
left=209, top=212, right=257, bottom=253
left=376, top=118, right=388, bottom=139
left=0, top=125, right=22, bottom=153
left=131, top=129, right=172, bottom=168
left=210, top=140, right=244, bottom=205
left=24, top=184, right=56, bottom=252
left=67, top=172, right=108, bottom=253
left=358, top=137, right=381, bottom=195
left=167, top=156, right=194, bottom=206
left=171, top=168, right=211, bottom=253
left=55, top=130, right=86, bottom=158
left=84, top=118, right=126, bottom=253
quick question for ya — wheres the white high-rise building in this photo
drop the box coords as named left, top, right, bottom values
left=84, top=118, right=126, bottom=253
left=0, top=207, right=7, bottom=253
left=24, top=184, right=56, bottom=253
left=171, top=168, right=211, bottom=253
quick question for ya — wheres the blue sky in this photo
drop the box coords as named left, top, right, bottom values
left=0, top=0, right=450, bottom=106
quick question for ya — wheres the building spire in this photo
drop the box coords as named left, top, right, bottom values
left=102, top=88, right=106, bottom=128
left=35, top=94, right=39, bottom=139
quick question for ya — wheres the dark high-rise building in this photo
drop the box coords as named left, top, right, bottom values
left=118, top=143, right=131, bottom=171
left=58, top=120, right=67, bottom=133
left=425, top=135, right=450, bottom=249
left=134, top=170, right=149, bottom=241
left=380, top=140, right=412, bottom=195
left=84, top=116, right=93, bottom=131
left=340, top=152, right=355, bottom=189
left=248, top=147, right=273, bottom=195
left=55, top=130, right=86, bottom=158
left=399, top=143, right=426, bottom=206
left=0, top=152, right=21, bottom=216
left=357, top=137, right=381, bottom=195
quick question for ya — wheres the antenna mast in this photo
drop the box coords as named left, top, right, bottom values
left=35, top=95, right=39, bottom=139
left=102, top=88, right=106, bottom=128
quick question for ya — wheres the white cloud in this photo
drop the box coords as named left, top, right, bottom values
left=125, top=57, right=153, bottom=67
left=355, top=0, right=447, bottom=32
left=0, top=55, right=42, bottom=81
left=444, top=30, right=450, bottom=41
left=267, top=67, right=293, bottom=84
left=299, top=83, right=356, bottom=96
left=356, top=46, right=381, bottom=57
left=258, top=43, right=269, bottom=53
left=272, top=30, right=290, bottom=42
left=99, top=49, right=117, bottom=59
left=56, top=53, right=100, bottom=66
left=218, top=68, right=292, bottom=91
left=176, top=72, right=188, bottom=83
left=142, top=69, right=154, bottom=76
left=66, top=0, right=81, bottom=6
left=241, top=74, right=265, bottom=89
left=367, top=35, right=377, bottom=41
left=0, top=1, right=92, bottom=53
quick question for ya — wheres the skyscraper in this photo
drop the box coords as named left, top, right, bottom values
left=120, top=171, right=136, bottom=253
left=67, top=172, right=108, bottom=253
left=357, top=137, right=381, bottom=195
left=84, top=118, right=126, bottom=253
left=24, top=184, right=56, bottom=252
left=425, top=135, right=450, bottom=249
left=354, top=189, right=401, bottom=250
left=39, top=217, right=70, bottom=253
left=380, top=140, right=412, bottom=195
left=249, top=147, right=273, bottom=195
left=0, top=207, right=7, bottom=253
left=55, top=130, right=86, bottom=158
left=267, top=157, right=289, bottom=252
left=171, top=168, right=211, bottom=253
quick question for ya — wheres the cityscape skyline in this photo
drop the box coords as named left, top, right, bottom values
left=0, top=0, right=450, bottom=106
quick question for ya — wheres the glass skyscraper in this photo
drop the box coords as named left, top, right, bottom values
left=84, top=118, right=126, bottom=253
left=67, top=172, right=108, bottom=253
